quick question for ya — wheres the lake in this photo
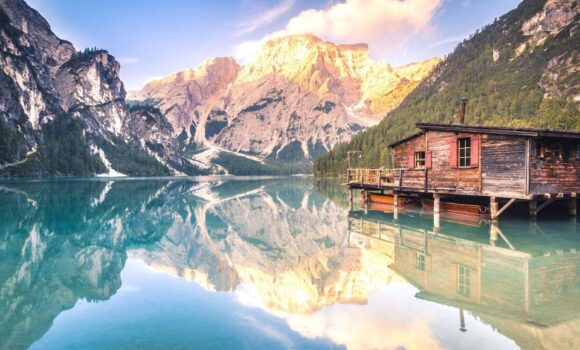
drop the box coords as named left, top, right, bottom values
left=0, top=177, right=578, bottom=350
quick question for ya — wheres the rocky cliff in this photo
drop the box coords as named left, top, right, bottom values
left=0, top=0, right=176, bottom=177
left=131, top=35, right=440, bottom=172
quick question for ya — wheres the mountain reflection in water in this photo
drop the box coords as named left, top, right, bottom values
left=0, top=178, right=578, bottom=350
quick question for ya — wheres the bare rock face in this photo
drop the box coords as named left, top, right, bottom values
left=130, top=57, right=240, bottom=135
left=522, top=0, right=579, bottom=46
left=0, top=0, right=168, bottom=176
left=0, top=0, right=75, bottom=165
left=55, top=50, right=129, bottom=134
left=539, top=51, right=579, bottom=99
left=132, top=34, right=441, bottom=163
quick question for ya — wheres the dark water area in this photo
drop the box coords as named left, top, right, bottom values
left=0, top=177, right=578, bottom=350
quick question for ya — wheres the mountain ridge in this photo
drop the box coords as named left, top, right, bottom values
left=130, top=34, right=441, bottom=172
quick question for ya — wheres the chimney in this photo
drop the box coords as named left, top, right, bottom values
left=459, top=97, right=468, bottom=124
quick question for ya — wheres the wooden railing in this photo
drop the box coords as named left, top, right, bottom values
left=347, top=168, right=428, bottom=190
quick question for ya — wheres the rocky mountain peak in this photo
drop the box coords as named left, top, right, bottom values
left=143, top=56, right=239, bottom=89
left=236, top=34, right=373, bottom=86
left=130, top=33, right=441, bottom=171
left=55, top=49, right=128, bottom=134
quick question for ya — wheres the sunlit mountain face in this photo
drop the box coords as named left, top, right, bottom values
left=0, top=177, right=578, bottom=349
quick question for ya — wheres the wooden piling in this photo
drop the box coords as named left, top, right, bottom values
left=490, top=197, right=498, bottom=221
left=433, top=193, right=440, bottom=214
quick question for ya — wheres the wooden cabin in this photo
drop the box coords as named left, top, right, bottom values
left=347, top=123, right=580, bottom=219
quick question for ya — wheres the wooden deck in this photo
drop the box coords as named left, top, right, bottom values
left=347, top=168, right=427, bottom=190
left=347, top=168, right=578, bottom=200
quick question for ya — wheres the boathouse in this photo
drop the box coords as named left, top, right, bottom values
left=347, top=122, right=580, bottom=220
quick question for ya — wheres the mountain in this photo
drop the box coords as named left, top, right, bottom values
left=314, top=0, right=580, bottom=176
left=0, top=0, right=439, bottom=177
left=0, top=0, right=206, bottom=177
left=131, top=34, right=441, bottom=173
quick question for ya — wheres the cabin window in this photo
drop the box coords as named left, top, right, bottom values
left=458, top=138, right=471, bottom=167
left=415, top=253, right=425, bottom=271
left=415, top=151, right=426, bottom=168
left=535, top=142, right=544, bottom=158
left=554, top=144, right=562, bottom=159
left=458, top=265, right=471, bottom=297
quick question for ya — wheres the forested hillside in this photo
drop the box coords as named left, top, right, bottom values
left=314, top=0, right=579, bottom=176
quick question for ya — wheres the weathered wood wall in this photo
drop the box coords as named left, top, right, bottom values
left=393, top=131, right=480, bottom=192
left=481, top=135, right=527, bottom=196
left=393, top=134, right=426, bottom=169
left=530, top=141, right=580, bottom=194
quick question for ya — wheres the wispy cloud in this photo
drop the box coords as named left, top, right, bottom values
left=428, top=33, right=469, bottom=48
left=118, top=57, right=140, bottom=65
left=233, top=0, right=443, bottom=62
left=235, top=0, right=295, bottom=36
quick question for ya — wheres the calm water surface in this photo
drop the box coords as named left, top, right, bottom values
left=0, top=177, right=578, bottom=350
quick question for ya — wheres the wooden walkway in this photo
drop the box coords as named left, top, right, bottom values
left=346, top=168, right=578, bottom=221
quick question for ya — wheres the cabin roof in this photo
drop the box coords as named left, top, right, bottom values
left=416, top=123, right=580, bottom=138
left=388, top=123, right=580, bottom=147
left=388, top=131, right=425, bottom=147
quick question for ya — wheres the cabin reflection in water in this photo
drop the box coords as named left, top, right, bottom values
left=348, top=207, right=579, bottom=344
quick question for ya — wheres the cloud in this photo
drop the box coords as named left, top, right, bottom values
left=285, top=0, right=442, bottom=46
left=117, top=57, right=139, bottom=65
left=233, top=0, right=442, bottom=62
left=233, top=33, right=282, bottom=63
left=236, top=0, right=295, bottom=36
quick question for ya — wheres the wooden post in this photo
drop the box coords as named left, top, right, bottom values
left=490, top=197, right=498, bottom=222
left=568, top=198, right=577, bottom=217
left=529, top=200, right=537, bottom=219
left=433, top=193, right=440, bottom=214
left=393, top=193, right=399, bottom=207
left=349, top=190, right=353, bottom=211
left=433, top=212, right=440, bottom=232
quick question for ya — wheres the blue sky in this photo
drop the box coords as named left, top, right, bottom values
left=28, top=0, right=521, bottom=90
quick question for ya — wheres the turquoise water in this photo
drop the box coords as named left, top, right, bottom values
left=0, top=177, right=578, bottom=350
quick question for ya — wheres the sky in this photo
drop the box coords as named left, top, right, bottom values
left=27, top=0, right=522, bottom=90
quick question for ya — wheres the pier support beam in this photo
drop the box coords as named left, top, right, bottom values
left=433, top=193, right=440, bottom=214
left=492, top=198, right=516, bottom=221
left=490, top=197, right=498, bottom=222
left=433, top=212, right=440, bottom=232
left=568, top=197, right=577, bottom=217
